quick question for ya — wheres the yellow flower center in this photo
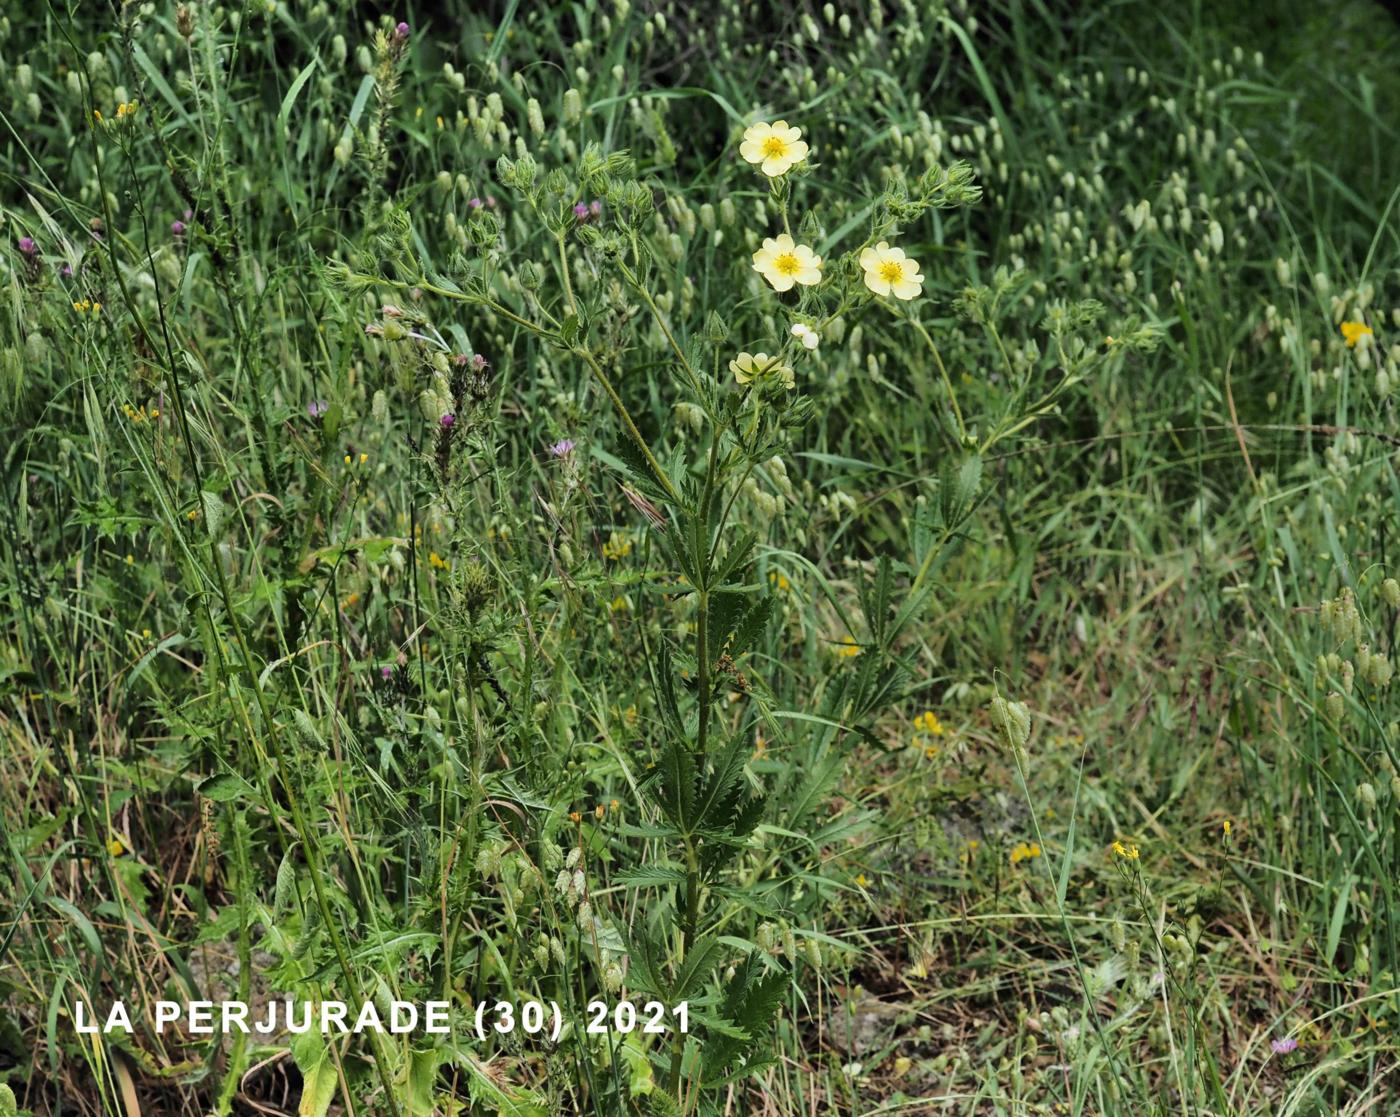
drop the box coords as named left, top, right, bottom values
left=879, top=260, right=905, bottom=284
left=774, top=252, right=802, bottom=276
left=762, top=136, right=789, bottom=159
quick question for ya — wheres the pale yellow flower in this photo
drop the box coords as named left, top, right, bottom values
left=752, top=233, right=822, bottom=292
left=739, top=120, right=809, bottom=177
left=860, top=241, right=924, bottom=300
left=729, top=352, right=795, bottom=390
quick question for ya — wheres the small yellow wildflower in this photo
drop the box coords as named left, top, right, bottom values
left=343, top=453, right=352, bottom=465
left=923, top=745, right=938, bottom=760
left=1341, top=321, right=1374, bottom=348
left=107, top=837, right=127, bottom=857
left=835, top=638, right=862, bottom=658
left=1009, top=840, right=1042, bottom=865
left=914, top=711, right=945, bottom=736
left=854, top=873, right=868, bottom=888
left=729, top=352, right=795, bottom=390
left=428, top=551, right=450, bottom=570
left=359, top=452, right=368, bottom=464
left=602, top=531, right=633, bottom=560
left=568, top=810, right=582, bottom=823
left=739, top=120, right=809, bottom=177
left=93, top=109, right=103, bottom=123
left=187, top=508, right=199, bottom=521
left=859, top=241, right=924, bottom=300
left=594, top=804, right=605, bottom=820
left=752, top=233, right=822, bottom=292
left=1111, top=840, right=1140, bottom=861
left=1222, top=819, right=1232, bottom=838
left=610, top=594, right=630, bottom=612
left=768, top=570, right=791, bottom=591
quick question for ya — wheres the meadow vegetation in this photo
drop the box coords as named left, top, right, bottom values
left=2, top=0, right=1399, bottom=1114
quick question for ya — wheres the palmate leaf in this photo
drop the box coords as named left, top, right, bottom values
left=692, top=732, right=750, bottom=831
left=671, top=933, right=725, bottom=999
left=699, top=961, right=791, bottom=1081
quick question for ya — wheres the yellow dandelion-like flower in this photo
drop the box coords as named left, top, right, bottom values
left=914, top=711, right=945, bottom=736
left=739, top=120, right=809, bottom=177
left=1222, top=819, right=1232, bottom=838
left=729, top=351, right=795, bottom=390
left=428, top=551, right=450, bottom=570
left=854, top=873, right=868, bottom=887
left=923, top=744, right=939, bottom=760
left=752, top=233, right=822, bottom=292
left=107, top=837, right=127, bottom=857
left=1341, top=321, right=1374, bottom=348
left=1111, top=840, right=1140, bottom=861
left=859, top=241, right=925, bottom=300
left=835, top=638, right=862, bottom=658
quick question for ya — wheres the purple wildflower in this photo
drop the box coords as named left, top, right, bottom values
left=380, top=665, right=393, bottom=680
left=471, top=353, right=488, bottom=371
left=1271, top=1037, right=1298, bottom=1055
left=590, top=199, right=602, bottom=217
left=17, top=236, right=37, bottom=255
left=59, top=264, right=73, bottom=278
left=549, top=438, right=575, bottom=458
left=468, top=197, right=483, bottom=210
left=440, top=413, right=456, bottom=428
left=307, top=399, right=329, bottom=419
left=171, top=220, right=187, bottom=236
left=183, top=208, right=193, bottom=221
left=573, top=202, right=590, bottom=220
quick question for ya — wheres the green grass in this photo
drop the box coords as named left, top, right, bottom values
left=2, top=0, right=1400, bottom=1114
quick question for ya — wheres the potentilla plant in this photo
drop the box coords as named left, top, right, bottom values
left=332, top=105, right=1141, bottom=1113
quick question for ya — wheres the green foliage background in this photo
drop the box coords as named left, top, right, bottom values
left=2, top=0, right=1399, bottom=1114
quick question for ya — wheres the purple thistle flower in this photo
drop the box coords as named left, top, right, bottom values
left=307, top=399, right=329, bottom=419
left=471, top=353, right=488, bottom=370
left=380, top=665, right=393, bottom=680
left=548, top=438, right=575, bottom=458
left=573, top=202, right=590, bottom=220
left=440, top=413, right=456, bottom=428
left=17, top=236, right=37, bottom=255
left=395, top=21, right=410, bottom=38
left=171, top=220, right=187, bottom=236
left=59, top=264, right=73, bottom=278
left=468, top=197, right=484, bottom=210
left=1271, top=1036, right=1298, bottom=1055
